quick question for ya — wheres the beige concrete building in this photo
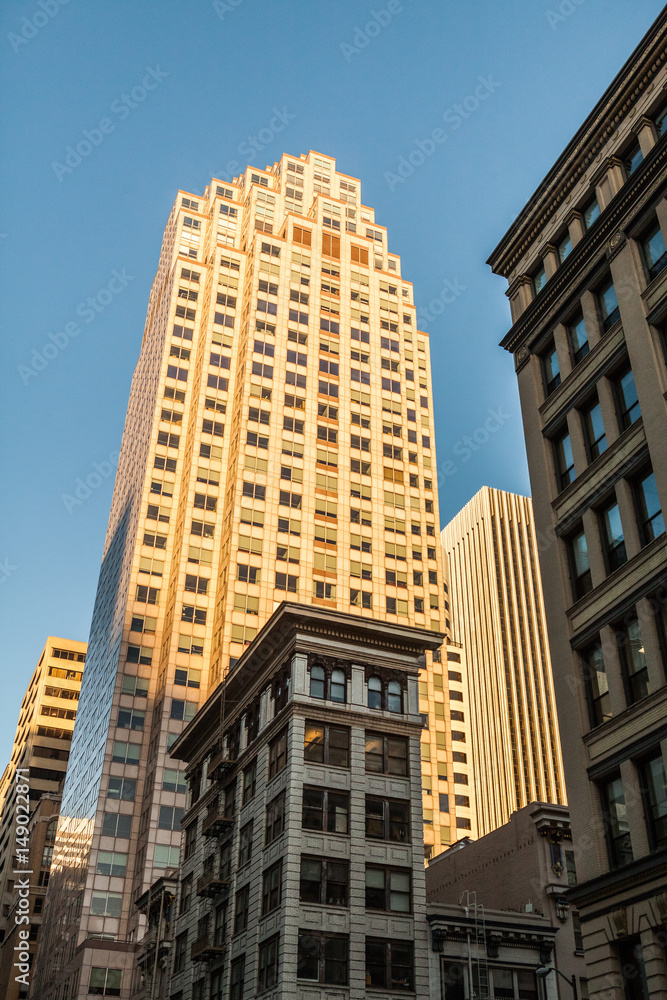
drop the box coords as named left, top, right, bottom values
left=441, top=488, right=566, bottom=838
left=0, top=636, right=86, bottom=999
left=426, top=802, right=587, bottom=998
left=34, top=151, right=458, bottom=999
left=166, top=602, right=440, bottom=1000
left=488, top=11, right=667, bottom=1000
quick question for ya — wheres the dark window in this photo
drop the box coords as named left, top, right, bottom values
left=365, top=732, right=408, bottom=776
left=598, top=275, right=620, bottom=331
left=641, top=218, right=667, bottom=280
left=616, top=937, right=649, bottom=1000
left=582, top=642, right=611, bottom=728
left=173, top=932, right=187, bottom=973
left=635, top=470, right=665, bottom=544
left=302, top=787, right=349, bottom=834
left=257, top=934, right=280, bottom=992
left=229, top=957, right=245, bottom=1000
left=568, top=312, right=589, bottom=363
left=553, top=427, right=576, bottom=490
left=568, top=528, right=592, bottom=600
left=304, top=722, right=350, bottom=767
left=616, top=616, right=649, bottom=705
left=638, top=752, right=667, bottom=853
left=268, top=729, right=288, bottom=779
left=365, top=796, right=410, bottom=842
left=242, top=761, right=256, bottom=804
left=600, top=774, right=633, bottom=869
left=365, top=939, right=413, bottom=991
left=262, top=861, right=282, bottom=915
left=238, top=820, right=253, bottom=867
left=297, top=932, right=348, bottom=985
left=365, top=867, right=411, bottom=912
left=582, top=397, right=607, bottom=460
left=88, top=968, right=122, bottom=996
left=234, top=886, right=249, bottom=933
left=300, top=856, right=348, bottom=905
left=615, top=366, right=641, bottom=430
left=542, top=340, right=560, bottom=395
left=265, top=792, right=285, bottom=844
left=600, top=499, right=627, bottom=572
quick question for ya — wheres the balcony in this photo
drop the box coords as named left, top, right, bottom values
left=197, top=870, right=231, bottom=898
left=191, top=933, right=227, bottom=962
left=202, top=805, right=235, bottom=839
left=208, top=748, right=236, bottom=781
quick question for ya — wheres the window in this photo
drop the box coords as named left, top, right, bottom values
left=234, top=886, right=249, bottom=933
left=108, top=776, right=136, bottom=801
left=365, top=732, right=408, bottom=776
left=365, top=867, right=411, bottom=912
left=615, top=366, right=641, bottom=429
left=302, top=787, right=349, bottom=833
left=258, top=934, right=280, bottom=991
left=158, top=805, right=184, bottom=830
left=163, top=768, right=187, bottom=793
left=568, top=528, right=592, bottom=600
left=300, top=857, right=348, bottom=905
left=174, top=666, right=201, bottom=688
left=117, top=707, right=145, bottom=730
left=365, top=796, right=410, bottom=841
left=568, top=311, right=589, bottom=363
left=88, top=968, right=122, bottom=996
left=90, top=890, right=122, bottom=917
left=229, top=957, right=245, bottom=1000
left=635, top=470, right=665, bottom=543
left=553, top=428, right=574, bottom=490
left=304, top=722, right=350, bottom=766
left=616, top=938, right=648, bottom=1000
left=582, top=194, right=600, bottom=230
left=600, top=500, right=627, bottom=572
left=598, top=275, right=620, bottom=331
left=297, top=932, right=348, bottom=985
left=238, top=821, right=253, bottom=866
left=242, top=761, right=256, bottom=804
left=179, top=875, right=192, bottom=915
left=173, top=932, right=187, bottom=973
left=582, top=397, right=607, bottom=460
left=170, top=699, right=197, bottom=722
left=265, top=792, right=285, bottom=844
left=542, top=340, right=560, bottom=395
left=367, top=675, right=403, bottom=712
left=96, top=851, right=128, bottom=876
left=582, top=642, right=611, bottom=728
left=102, top=813, right=132, bottom=839
left=532, top=264, right=546, bottom=295
left=641, top=218, right=667, bottom=280
left=557, top=230, right=572, bottom=264
left=308, top=663, right=346, bottom=702
left=616, top=616, right=649, bottom=705
left=262, top=861, right=282, bottom=915
left=268, top=729, right=287, bottom=778
left=600, top=774, right=633, bottom=868
left=639, top=752, right=667, bottom=852
left=623, top=140, right=644, bottom=177
left=365, top=939, right=413, bottom=991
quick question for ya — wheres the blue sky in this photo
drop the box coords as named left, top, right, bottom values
left=0, top=0, right=662, bottom=763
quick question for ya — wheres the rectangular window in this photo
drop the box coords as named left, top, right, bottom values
left=598, top=275, right=620, bottom=331
left=304, top=722, right=350, bottom=767
left=108, top=776, right=136, bottom=801
left=262, top=861, right=282, bottom=915
left=542, top=340, right=560, bottom=395
left=302, top=787, right=349, bottom=833
left=96, top=850, right=128, bottom=877
left=365, top=796, right=410, bottom=842
left=553, top=427, right=575, bottom=491
left=568, top=311, right=589, bottom=363
left=582, top=397, right=607, bottom=460
left=229, top=957, right=245, bottom=1000
left=600, top=499, right=627, bottom=572
left=600, top=774, right=633, bottom=869
left=635, top=470, right=665, bottom=544
left=268, top=728, right=288, bottom=778
left=242, top=761, right=256, bottom=804
left=299, top=856, right=348, bottom=905
left=257, top=934, right=280, bottom=991
left=639, top=752, right=667, bottom=852
left=265, top=791, right=285, bottom=844
left=581, top=642, right=611, bottom=728
left=568, top=527, right=592, bottom=600
left=234, top=886, right=249, bottom=934
left=364, top=732, right=408, bottom=776
left=365, top=866, right=411, bottom=912
left=238, top=820, right=253, bottom=867
left=641, top=218, right=667, bottom=280
left=297, top=932, right=348, bottom=985
left=365, top=939, right=413, bottom=991
left=615, top=366, right=641, bottom=430
left=88, top=968, right=122, bottom=996
left=102, top=813, right=132, bottom=839
left=616, top=616, right=649, bottom=705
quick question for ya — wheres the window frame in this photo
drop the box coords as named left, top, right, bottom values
left=302, top=786, right=349, bottom=835
left=304, top=721, right=350, bottom=767
left=364, top=731, right=409, bottom=776
left=365, top=795, right=411, bottom=842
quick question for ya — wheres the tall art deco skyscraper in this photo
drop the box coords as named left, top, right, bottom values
left=35, top=152, right=455, bottom=999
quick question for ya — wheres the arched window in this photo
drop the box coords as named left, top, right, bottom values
left=368, top=676, right=382, bottom=710
left=330, top=669, right=346, bottom=703
left=45, top=818, right=58, bottom=844
left=387, top=680, right=402, bottom=714
left=310, top=665, right=325, bottom=699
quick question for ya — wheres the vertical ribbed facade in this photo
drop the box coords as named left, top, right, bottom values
left=441, top=487, right=565, bottom=837
left=34, top=151, right=453, bottom=999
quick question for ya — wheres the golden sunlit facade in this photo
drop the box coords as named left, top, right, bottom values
left=35, top=152, right=457, bottom=999
left=441, top=487, right=565, bottom=837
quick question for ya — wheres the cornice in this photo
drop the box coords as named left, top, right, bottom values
left=488, top=15, right=667, bottom=277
